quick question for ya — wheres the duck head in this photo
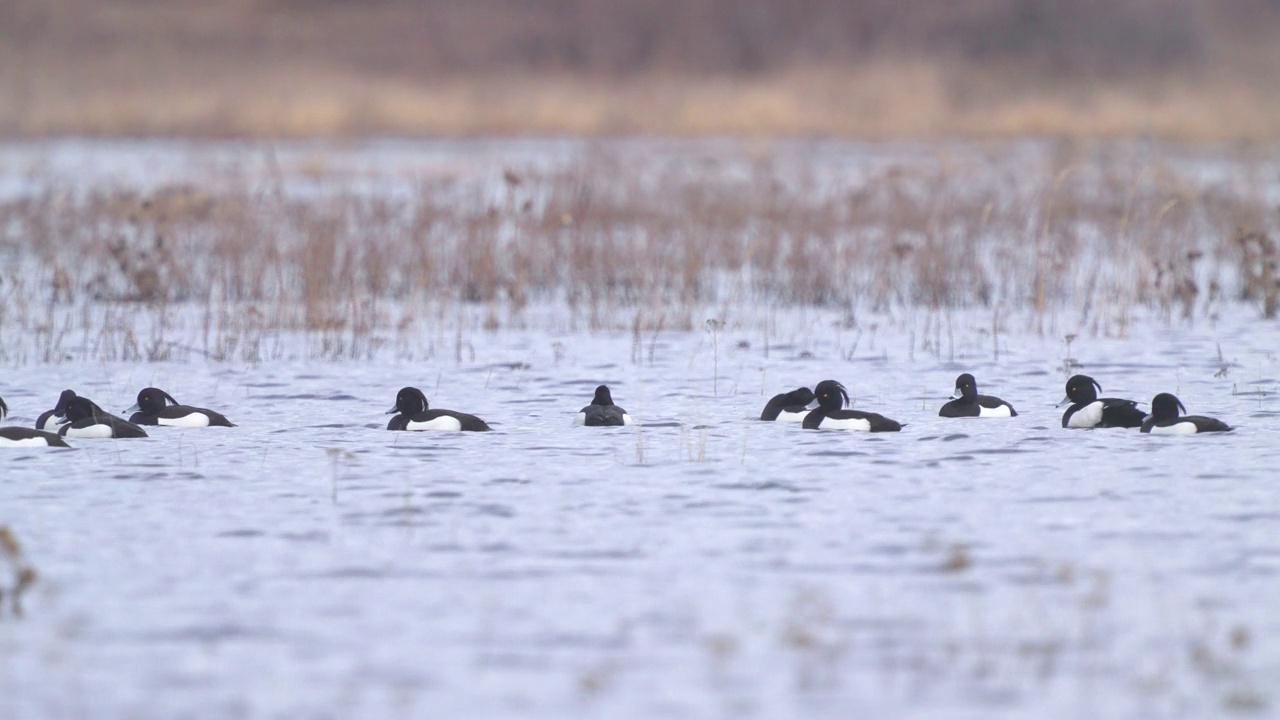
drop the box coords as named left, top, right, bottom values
left=953, top=373, right=978, bottom=401
left=592, top=385, right=615, bottom=406
left=62, top=396, right=104, bottom=424
left=128, top=387, right=180, bottom=414
left=813, top=380, right=850, bottom=411
left=1058, top=375, right=1102, bottom=407
left=387, top=387, right=429, bottom=415
left=1149, top=393, right=1187, bottom=422
left=52, top=389, right=77, bottom=415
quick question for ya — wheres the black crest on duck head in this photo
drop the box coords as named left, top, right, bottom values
left=814, top=380, right=850, bottom=410
left=64, top=396, right=103, bottom=423
left=1065, top=374, right=1103, bottom=402
left=136, top=387, right=180, bottom=413
left=1150, top=393, right=1187, bottom=421
left=53, top=389, right=77, bottom=414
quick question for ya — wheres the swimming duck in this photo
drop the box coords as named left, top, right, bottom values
left=35, top=389, right=77, bottom=432
left=1140, top=393, right=1232, bottom=434
left=386, top=387, right=491, bottom=432
left=760, top=387, right=815, bottom=422
left=574, top=385, right=632, bottom=426
left=1, top=396, right=71, bottom=447
left=126, top=387, right=235, bottom=427
left=802, top=380, right=903, bottom=432
left=57, top=397, right=149, bottom=439
left=1058, top=374, right=1146, bottom=429
left=939, top=373, right=1017, bottom=418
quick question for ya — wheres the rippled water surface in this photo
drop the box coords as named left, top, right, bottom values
left=3, top=138, right=1280, bottom=719
left=3, top=315, right=1279, bottom=720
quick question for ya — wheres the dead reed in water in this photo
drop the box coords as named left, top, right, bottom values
left=0, top=526, right=38, bottom=617
left=0, top=142, right=1276, bottom=362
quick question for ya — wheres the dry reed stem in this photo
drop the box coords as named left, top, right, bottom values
left=0, top=526, right=38, bottom=618
left=0, top=142, right=1276, bottom=362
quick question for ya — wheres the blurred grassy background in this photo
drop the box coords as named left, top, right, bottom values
left=3, top=0, right=1280, bottom=139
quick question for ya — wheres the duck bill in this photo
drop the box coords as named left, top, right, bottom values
left=950, top=388, right=963, bottom=400
left=126, top=403, right=141, bottom=413
left=1055, top=396, right=1071, bottom=408
left=385, top=406, right=399, bottom=414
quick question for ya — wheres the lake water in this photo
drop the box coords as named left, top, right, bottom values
left=2, top=139, right=1279, bottom=719
left=3, top=312, right=1278, bottom=719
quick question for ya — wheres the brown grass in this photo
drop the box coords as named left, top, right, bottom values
left=0, top=140, right=1276, bottom=363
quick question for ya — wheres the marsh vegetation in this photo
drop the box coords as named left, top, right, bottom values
left=2, top=140, right=1277, bottom=720
left=1, top=139, right=1277, bottom=364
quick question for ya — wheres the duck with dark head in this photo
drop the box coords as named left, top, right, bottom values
left=1141, top=393, right=1232, bottom=435
left=127, top=387, right=235, bottom=428
left=803, top=380, right=903, bottom=432
left=939, top=373, right=1017, bottom=418
left=575, top=385, right=632, bottom=427
left=386, top=387, right=491, bottom=432
left=760, top=386, right=815, bottom=422
left=58, top=396, right=148, bottom=439
left=1, top=396, right=71, bottom=447
left=1058, top=375, right=1145, bottom=429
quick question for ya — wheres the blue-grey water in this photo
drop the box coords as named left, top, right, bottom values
left=3, top=137, right=1280, bottom=719
left=3, top=315, right=1278, bottom=720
